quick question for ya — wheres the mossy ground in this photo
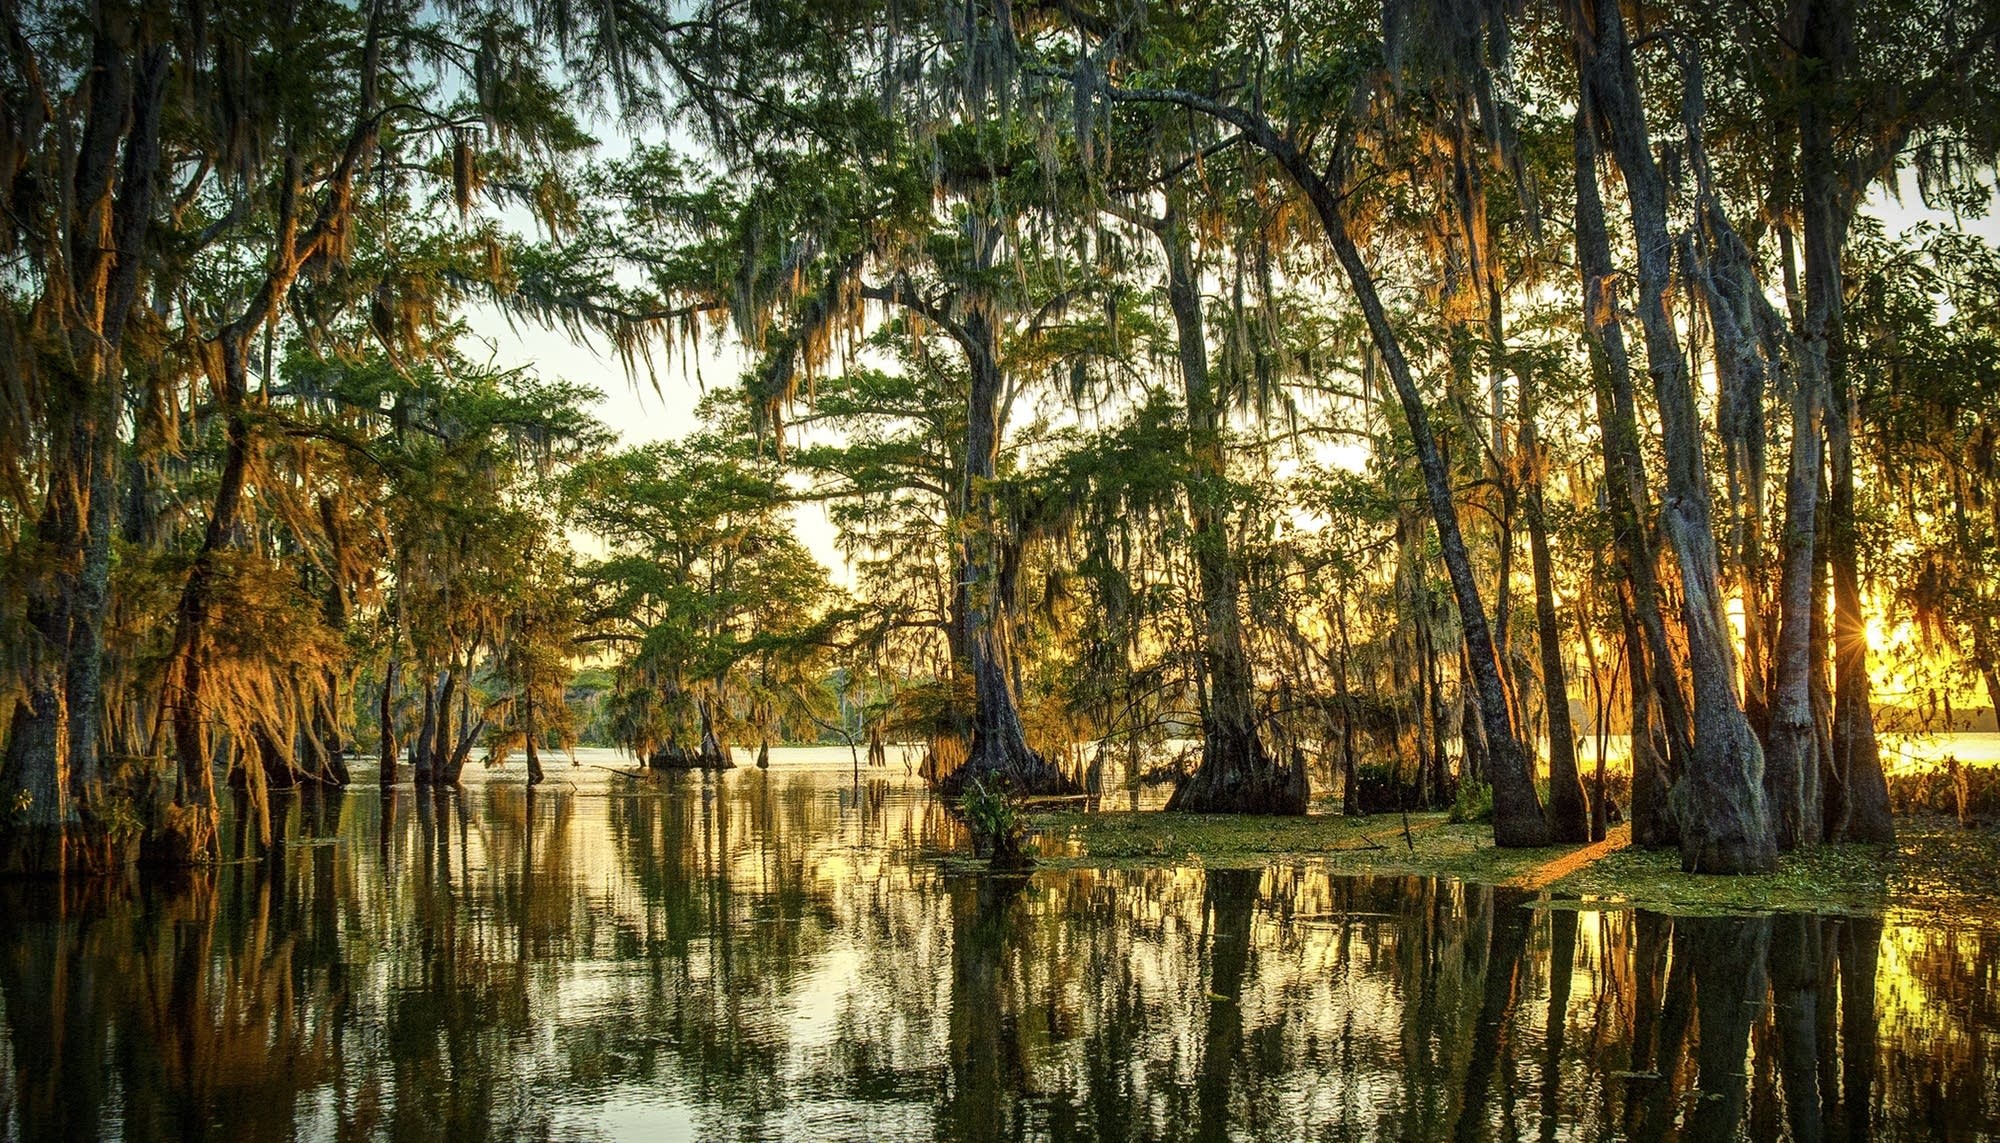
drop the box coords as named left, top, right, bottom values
left=1017, top=807, right=2000, bottom=919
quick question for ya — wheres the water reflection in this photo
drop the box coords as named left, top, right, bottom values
left=0, top=754, right=1995, bottom=1141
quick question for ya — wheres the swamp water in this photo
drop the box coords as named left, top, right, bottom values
left=0, top=747, right=1994, bottom=1142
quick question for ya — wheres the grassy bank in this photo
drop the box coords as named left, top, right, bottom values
left=1018, top=807, right=2000, bottom=920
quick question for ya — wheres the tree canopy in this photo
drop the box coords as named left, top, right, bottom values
left=6, top=0, right=2000, bottom=875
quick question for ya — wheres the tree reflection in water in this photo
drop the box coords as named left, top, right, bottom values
left=0, top=762, right=1994, bottom=1140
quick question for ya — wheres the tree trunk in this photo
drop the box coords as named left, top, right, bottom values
left=524, top=689, right=543, bottom=786
left=1097, top=56, right=1544, bottom=840
left=1522, top=371, right=1590, bottom=842
left=696, top=697, right=734, bottom=770
left=412, top=672, right=439, bottom=785
left=1760, top=0, right=1874, bottom=852
left=430, top=670, right=456, bottom=783
left=1, top=28, right=169, bottom=875
left=379, top=655, right=400, bottom=786
left=1456, top=656, right=1487, bottom=798
left=1578, top=584, right=1611, bottom=841
left=1814, top=492, right=1841, bottom=838
left=1958, top=477, right=2000, bottom=730
left=1409, top=614, right=1435, bottom=807
left=1581, top=0, right=1775, bottom=871
left=442, top=710, right=484, bottom=785
left=162, top=332, right=261, bottom=865
left=1574, top=48, right=1690, bottom=851
left=1156, top=204, right=1305, bottom=814
left=936, top=309, right=1076, bottom=797
left=1766, top=327, right=1826, bottom=851
left=1322, top=215, right=1548, bottom=845
left=1336, top=604, right=1363, bottom=815
left=1826, top=398, right=1893, bottom=842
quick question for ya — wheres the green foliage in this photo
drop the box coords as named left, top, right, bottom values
left=1449, top=779, right=1494, bottom=825
left=567, top=400, right=840, bottom=760
left=6, top=0, right=2000, bottom=875
left=961, top=779, right=1033, bottom=870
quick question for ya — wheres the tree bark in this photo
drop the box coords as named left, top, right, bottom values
left=1766, top=371, right=1823, bottom=850
left=429, top=669, right=456, bottom=784
left=1581, top=0, right=1776, bottom=872
left=412, top=671, right=439, bottom=785
left=1573, top=82, right=1684, bottom=849
left=1764, top=108, right=1839, bottom=849
left=162, top=332, right=258, bottom=864
left=379, top=656, right=400, bottom=786
left=1826, top=396, right=1894, bottom=842
left=696, top=696, right=734, bottom=769
left=1336, top=603, right=1363, bottom=815
left=1784, top=0, right=1894, bottom=848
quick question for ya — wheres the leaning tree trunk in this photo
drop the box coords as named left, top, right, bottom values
left=1321, top=215, right=1548, bottom=845
left=1582, top=0, right=1775, bottom=872
left=935, top=311, right=1076, bottom=797
left=1157, top=205, right=1305, bottom=814
left=1095, top=57, right=1546, bottom=841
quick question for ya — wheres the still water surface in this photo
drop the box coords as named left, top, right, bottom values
left=0, top=747, right=1994, bottom=1141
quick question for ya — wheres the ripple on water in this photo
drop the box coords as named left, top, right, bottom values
left=0, top=747, right=1994, bottom=1141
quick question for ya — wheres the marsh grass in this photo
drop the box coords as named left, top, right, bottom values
left=1022, top=808, right=1999, bottom=918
